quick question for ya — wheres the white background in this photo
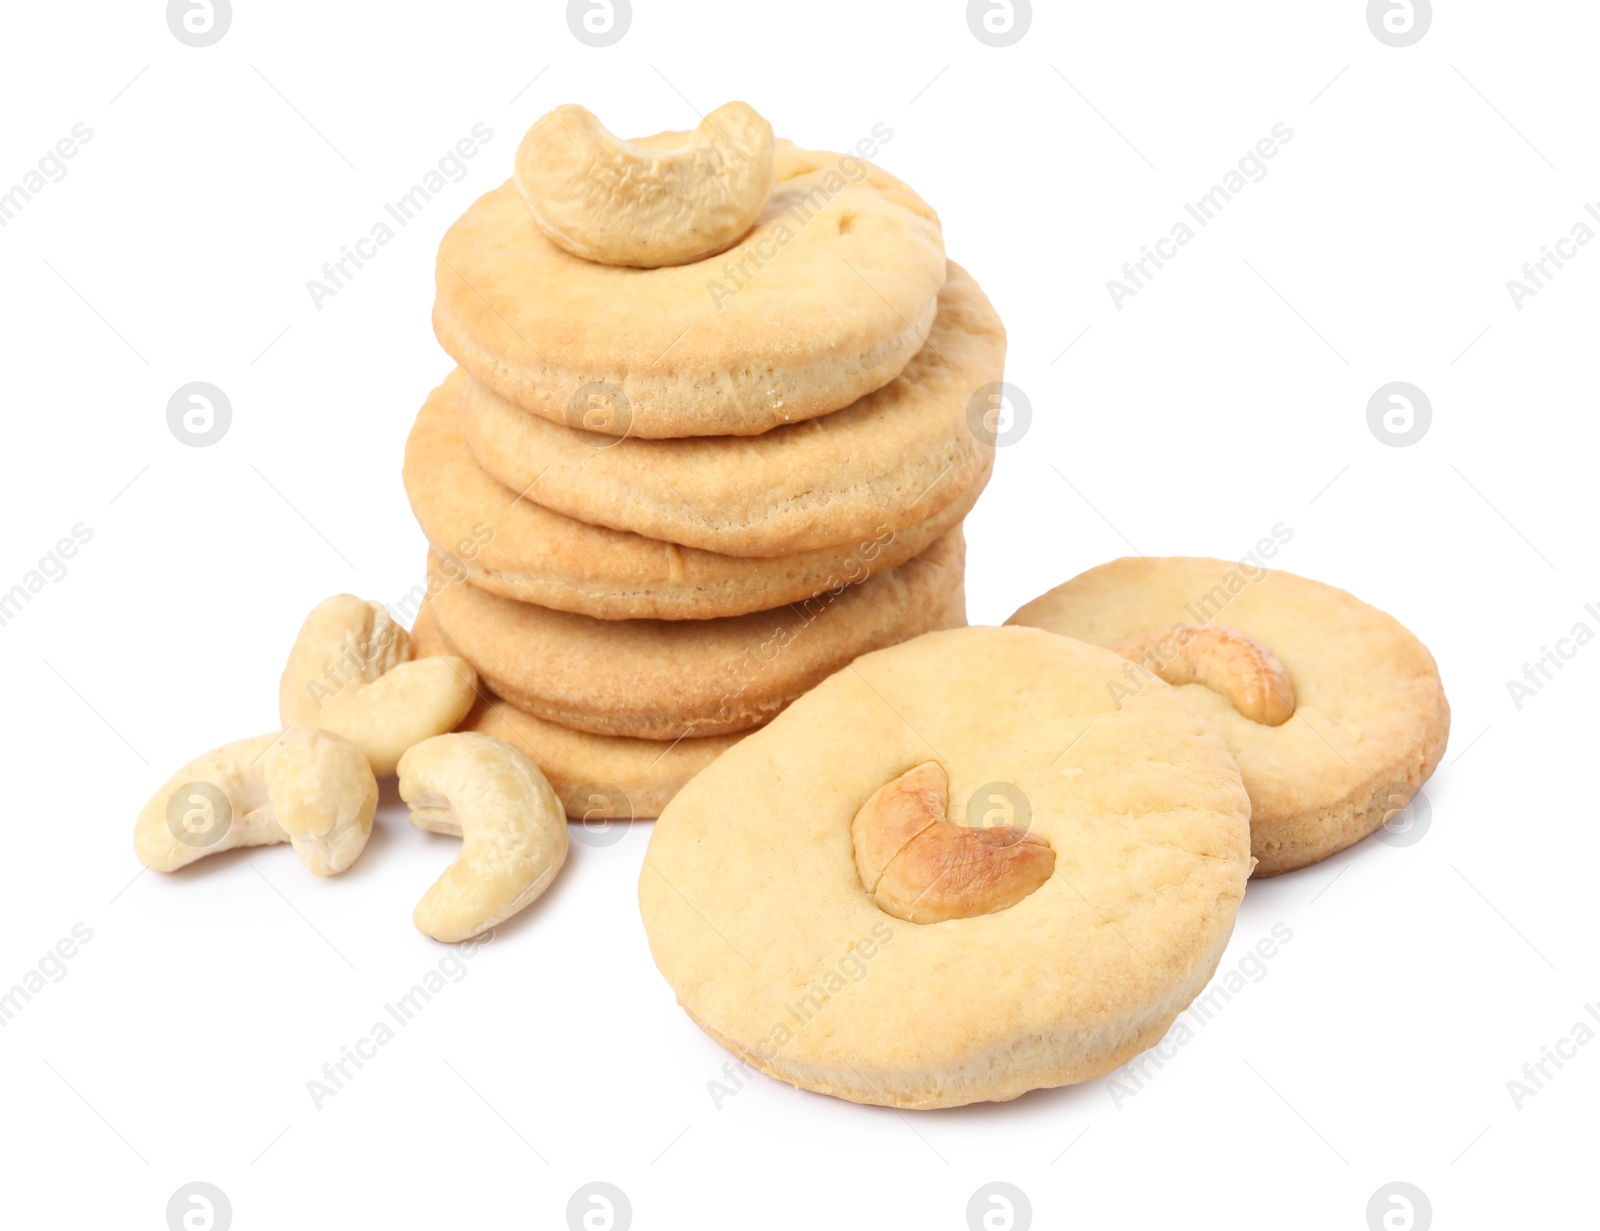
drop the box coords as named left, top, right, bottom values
left=1, top=2, right=1594, bottom=1228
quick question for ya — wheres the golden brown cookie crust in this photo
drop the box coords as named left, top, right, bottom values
left=404, top=370, right=986, bottom=620
left=638, top=626, right=1252, bottom=1108
left=432, top=141, right=948, bottom=438
left=458, top=263, right=1003, bottom=556
left=427, top=530, right=968, bottom=740
left=411, top=603, right=738, bottom=819
left=1008, top=557, right=1450, bottom=876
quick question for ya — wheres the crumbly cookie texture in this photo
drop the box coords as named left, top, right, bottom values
left=410, top=603, right=742, bottom=819
left=426, top=531, right=967, bottom=741
left=639, top=625, right=1252, bottom=1109
left=404, top=370, right=985, bottom=621
left=433, top=140, right=947, bottom=438
left=1008, top=557, right=1450, bottom=876
left=459, top=262, right=1003, bottom=557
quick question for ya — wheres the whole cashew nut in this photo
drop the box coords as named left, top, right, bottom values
left=279, top=595, right=478, bottom=775
left=1112, top=623, right=1295, bottom=726
left=514, top=101, right=776, bottom=267
left=397, top=733, right=569, bottom=942
left=134, top=727, right=378, bottom=875
left=852, top=762, right=1055, bottom=925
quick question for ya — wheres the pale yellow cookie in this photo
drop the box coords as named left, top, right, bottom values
left=1007, top=558, right=1450, bottom=876
left=639, top=626, right=1252, bottom=1108
left=404, top=371, right=985, bottom=620
left=411, top=604, right=737, bottom=819
left=433, top=139, right=947, bottom=438
left=459, top=262, right=1002, bottom=556
left=427, top=531, right=967, bottom=740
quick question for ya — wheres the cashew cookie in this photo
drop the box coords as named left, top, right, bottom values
left=1008, top=557, right=1450, bottom=876
left=433, top=140, right=947, bottom=438
left=426, top=530, right=968, bottom=740
left=639, top=626, right=1252, bottom=1109
left=404, top=371, right=984, bottom=620
left=410, top=602, right=741, bottom=820
left=457, top=262, right=1004, bottom=557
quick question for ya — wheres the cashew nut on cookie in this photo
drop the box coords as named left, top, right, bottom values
left=852, top=762, right=1055, bottom=925
left=134, top=727, right=378, bottom=875
left=514, top=101, right=776, bottom=267
left=397, top=733, right=569, bottom=943
left=1112, top=623, right=1295, bottom=725
left=280, top=594, right=478, bottom=775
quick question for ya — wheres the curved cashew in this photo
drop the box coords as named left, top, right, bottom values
left=134, top=727, right=378, bottom=875
left=1112, top=623, right=1295, bottom=726
left=397, top=733, right=569, bottom=942
left=279, top=594, right=478, bottom=775
left=852, top=762, right=1055, bottom=925
left=514, top=101, right=776, bottom=267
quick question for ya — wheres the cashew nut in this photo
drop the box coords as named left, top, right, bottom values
left=852, top=762, right=1055, bottom=925
left=514, top=101, right=775, bottom=267
left=279, top=595, right=478, bottom=775
left=1112, top=623, right=1295, bottom=726
left=397, top=733, right=569, bottom=942
left=134, top=727, right=378, bottom=875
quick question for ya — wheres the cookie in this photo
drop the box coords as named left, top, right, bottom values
left=459, top=262, right=1003, bottom=556
left=433, top=139, right=947, bottom=438
left=404, top=371, right=985, bottom=620
left=1007, top=557, right=1450, bottom=876
left=411, top=604, right=737, bottom=819
left=638, top=626, right=1252, bottom=1109
left=427, top=530, right=967, bottom=740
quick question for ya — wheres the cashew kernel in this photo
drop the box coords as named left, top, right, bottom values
left=134, top=727, right=378, bottom=875
left=1112, top=623, right=1295, bottom=726
left=397, top=733, right=569, bottom=942
left=279, top=594, right=478, bottom=775
left=852, top=762, right=1055, bottom=925
left=514, top=101, right=776, bottom=267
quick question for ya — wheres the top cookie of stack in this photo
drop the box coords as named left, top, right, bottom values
left=404, top=101, right=1006, bottom=816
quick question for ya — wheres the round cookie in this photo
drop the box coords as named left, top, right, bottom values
left=638, top=626, right=1253, bottom=1109
left=459, top=262, right=1003, bottom=556
left=410, top=604, right=737, bottom=819
left=1007, top=557, right=1450, bottom=876
left=405, top=371, right=985, bottom=620
left=433, top=139, right=948, bottom=438
left=428, top=532, right=967, bottom=740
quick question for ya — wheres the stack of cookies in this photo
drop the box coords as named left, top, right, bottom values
left=402, top=102, right=1006, bottom=819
